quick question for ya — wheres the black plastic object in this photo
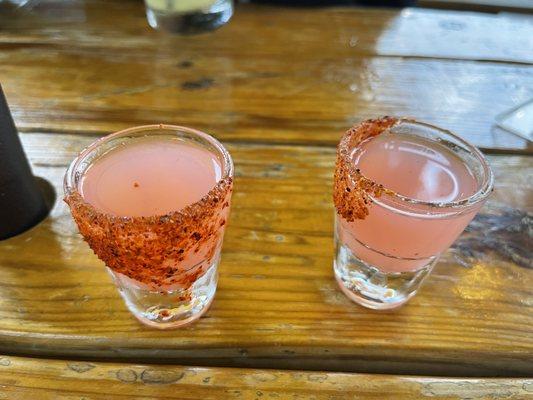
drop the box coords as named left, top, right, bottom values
left=0, top=85, right=49, bottom=240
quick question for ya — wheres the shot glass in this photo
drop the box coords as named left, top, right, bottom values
left=64, top=125, right=233, bottom=328
left=333, top=117, right=493, bottom=310
left=144, top=0, right=233, bottom=34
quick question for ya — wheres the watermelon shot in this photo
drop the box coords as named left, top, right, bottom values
left=64, top=125, right=233, bottom=328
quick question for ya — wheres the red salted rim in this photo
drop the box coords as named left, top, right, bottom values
left=63, top=124, right=234, bottom=221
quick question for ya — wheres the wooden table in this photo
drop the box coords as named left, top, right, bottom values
left=0, top=0, right=531, bottom=397
left=0, top=355, right=531, bottom=399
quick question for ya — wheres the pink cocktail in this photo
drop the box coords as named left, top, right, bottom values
left=64, top=125, right=233, bottom=328
left=333, top=118, right=493, bottom=309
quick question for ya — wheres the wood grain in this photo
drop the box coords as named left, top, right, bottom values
left=1, top=1, right=531, bottom=63
left=0, top=1, right=531, bottom=152
left=0, top=355, right=531, bottom=400
left=420, top=0, right=533, bottom=13
left=0, top=133, right=530, bottom=376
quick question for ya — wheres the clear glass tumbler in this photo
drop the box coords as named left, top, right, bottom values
left=333, top=118, right=493, bottom=310
left=144, top=0, right=233, bottom=34
left=64, top=125, right=233, bottom=328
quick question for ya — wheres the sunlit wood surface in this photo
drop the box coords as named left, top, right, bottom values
left=420, top=0, right=533, bottom=13
left=0, top=133, right=530, bottom=377
left=0, top=355, right=531, bottom=400
left=0, top=1, right=531, bottom=152
left=0, top=0, right=531, bottom=384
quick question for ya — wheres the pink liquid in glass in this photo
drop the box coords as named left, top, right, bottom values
left=80, top=136, right=226, bottom=291
left=337, top=133, right=482, bottom=273
left=81, top=137, right=222, bottom=217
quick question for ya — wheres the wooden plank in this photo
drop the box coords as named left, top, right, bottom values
left=1, top=54, right=531, bottom=152
left=0, top=2, right=531, bottom=63
left=376, top=8, right=533, bottom=63
left=0, top=133, right=530, bottom=376
left=0, top=356, right=531, bottom=400
left=0, top=2, right=531, bottom=152
left=420, top=0, right=533, bottom=13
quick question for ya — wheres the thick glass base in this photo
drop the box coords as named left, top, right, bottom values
left=334, top=243, right=436, bottom=310
left=145, top=0, right=233, bottom=34
left=108, top=262, right=218, bottom=329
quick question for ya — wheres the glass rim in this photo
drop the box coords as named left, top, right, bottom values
left=350, top=118, right=494, bottom=210
left=63, top=124, right=234, bottom=220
